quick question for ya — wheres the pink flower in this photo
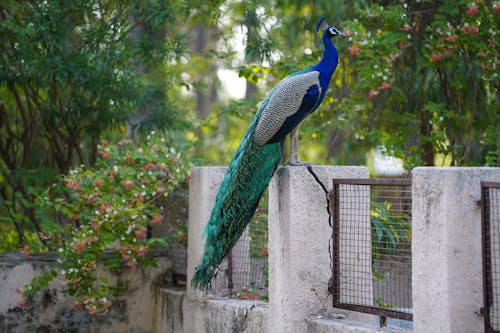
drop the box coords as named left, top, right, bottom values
left=75, top=241, right=86, bottom=254
left=125, top=260, right=137, bottom=267
left=65, top=180, right=81, bottom=191
left=460, top=24, right=479, bottom=35
left=342, top=28, right=354, bottom=37
left=494, top=3, right=500, bottom=13
left=99, top=298, right=112, bottom=308
left=446, top=35, right=458, bottom=42
left=466, top=4, right=479, bottom=16
left=135, top=227, right=148, bottom=239
left=152, top=215, right=163, bottom=226
left=17, top=300, right=28, bottom=309
left=87, top=306, right=100, bottom=316
left=125, top=155, right=134, bottom=166
left=430, top=53, right=445, bottom=63
left=379, top=82, right=392, bottom=90
left=121, top=180, right=135, bottom=189
left=85, top=236, right=98, bottom=244
left=99, top=151, right=111, bottom=160
left=74, top=304, right=85, bottom=311
left=145, top=163, right=155, bottom=170
left=99, top=202, right=110, bottom=214
left=93, top=179, right=104, bottom=187
left=348, top=47, right=361, bottom=56
left=401, top=24, right=412, bottom=32
left=82, top=261, right=97, bottom=272
left=369, top=90, right=379, bottom=99
left=136, top=247, right=147, bottom=257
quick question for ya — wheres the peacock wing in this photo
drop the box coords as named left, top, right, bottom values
left=253, top=70, right=322, bottom=146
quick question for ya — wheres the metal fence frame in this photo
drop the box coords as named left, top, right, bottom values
left=330, top=178, right=413, bottom=322
left=482, top=181, right=500, bottom=333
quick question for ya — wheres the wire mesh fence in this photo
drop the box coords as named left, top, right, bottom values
left=482, top=182, right=500, bottom=333
left=210, top=190, right=269, bottom=300
left=331, top=178, right=412, bottom=322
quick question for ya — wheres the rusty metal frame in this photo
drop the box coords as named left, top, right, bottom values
left=482, top=181, right=500, bottom=333
left=330, top=178, right=413, bottom=322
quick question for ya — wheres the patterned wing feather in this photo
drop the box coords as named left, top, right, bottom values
left=190, top=99, right=283, bottom=291
left=253, top=71, right=321, bottom=146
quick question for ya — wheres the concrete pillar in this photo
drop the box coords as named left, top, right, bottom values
left=268, top=165, right=369, bottom=333
left=186, top=166, right=227, bottom=301
left=412, top=167, right=500, bottom=333
left=186, top=166, right=254, bottom=296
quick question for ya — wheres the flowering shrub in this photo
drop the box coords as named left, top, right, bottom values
left=17, top=132, right=190, bottom=315
left=332, top=1, right=499, bottom=167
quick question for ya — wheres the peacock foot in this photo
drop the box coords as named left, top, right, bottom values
left=287, top=160, right=312, bottom=167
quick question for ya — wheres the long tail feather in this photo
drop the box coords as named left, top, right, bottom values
left=191, top=114, right=283, bottom=291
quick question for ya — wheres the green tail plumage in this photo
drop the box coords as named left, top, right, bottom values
left=191, top=104, right=283, bottom=291
left=191, top=17, right=342, bottom=291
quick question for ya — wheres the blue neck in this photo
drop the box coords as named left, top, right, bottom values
left=313, top=33, right=339, bottom=81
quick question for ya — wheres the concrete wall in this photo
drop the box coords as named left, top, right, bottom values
left=183, top=165, right=500, bottom=333
left=0, top=252, right=172, bottom=333
left=268, top=165, right=370, bottom=333
left=3, top=166, right=499, bottom=333
left=412, top=167, right=500, bottom=333
left=183, top=165, right=404, bottom=333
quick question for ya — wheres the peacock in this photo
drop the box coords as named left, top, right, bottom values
left=191, top=19, right=343, bottom=291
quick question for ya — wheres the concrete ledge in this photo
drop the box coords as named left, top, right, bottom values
left=203, top=298, right=269, bottom=332
left=308, top=315, right=412, bottom=333
left=161, top=287, right=269, bottom=333
left=160, top=287, right=414, bottom=333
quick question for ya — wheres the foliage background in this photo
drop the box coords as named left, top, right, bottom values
left=0, top=0, right=498, bottom=313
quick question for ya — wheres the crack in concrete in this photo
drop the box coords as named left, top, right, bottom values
left=306, top=165, right=330, bottom=218
left=306, top=165, right=334, bottom=294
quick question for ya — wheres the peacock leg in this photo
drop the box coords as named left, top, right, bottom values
left=288, top=124, right=311, bottom=166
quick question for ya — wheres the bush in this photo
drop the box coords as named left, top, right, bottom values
left=17, top=132, right=190, bottom=315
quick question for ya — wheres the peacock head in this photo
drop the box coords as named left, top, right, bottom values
left=316, top=18, right=344, bottom=38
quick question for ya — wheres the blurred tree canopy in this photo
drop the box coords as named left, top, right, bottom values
left=0, top=0, right=220, bottom=248
left=0, top=0, right=499, bottom=249
left=199, top=0, right=498, bottom=169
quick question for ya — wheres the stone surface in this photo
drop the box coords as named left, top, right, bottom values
left=180, top=289, right=268, bottom=333
left=0, top=252, right=172, bottom=333
left=412, top=167, right=500, bottom=333
left=186, top=166, right=258, bottom=299
left=268, top=165, right=369, bottom=333
left=308, top=314, right=412, bottom=333
left=186, top=166, right=227, bottom=301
